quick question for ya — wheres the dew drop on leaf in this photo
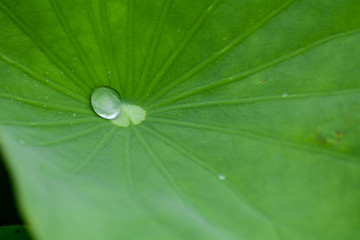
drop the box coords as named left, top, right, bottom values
left=91, top=87, right=122, bottom=120
left=218, top=174, right=226, bottom=181
left=282, top=92, right=288, bottom=98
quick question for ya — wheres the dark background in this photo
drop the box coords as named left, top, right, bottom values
left=0, top=151, right=23, bottom=226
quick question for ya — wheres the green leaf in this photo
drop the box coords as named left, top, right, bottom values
left=0, top=226, right=32, bottom=240
left=1, top=0, right=360, bottom=239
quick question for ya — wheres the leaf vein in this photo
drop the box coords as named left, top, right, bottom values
left=87, top=2, right=112, bottom=86
left=72, top=126, right=116, bottom=173
left=0, top=1, right=92, bottom=92
left=132, top=126, right=215, bottom=227
left=35, top=123, right=108, bottom=146
left=99, top=0, right=124, bottom=95
left=0, top=117, right=98, bottom=127
left=147, top=27, right=360, bottom=109
left=135, top=0, right=172, bottom=99
left=141, top=0, right=222, bottom=102
left=146, top=117, right=360, bottom=165
left=141, top=124, right=278, bottom=230
left=125, top=1, right=134, bottom=96
left=144, top=0, right=296, bottom=106
left=0, top=93, right=90, bottom=114
left=49, top=0, right=100, bottom=86
left=0, top=51, right=88, bottom=104
left=149, top=88, right=360, bottom=113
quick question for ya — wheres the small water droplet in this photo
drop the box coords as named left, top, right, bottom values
left=74, top=57, right=77, bottom=61
left=46, top=79, right=49, bottom=82
left=91, top=87, right=122, bottom=120
left=46, top=72, right=49, bottom=74
left=108, top=71, right=111, bottom=74
left=282, top=92, right=288, bottom=98
left=218, top=174, right=226, bottom=181
left=61, top=71, right=64, bottom=74
left=71, top=69, right=74, bottom=72
left=44, top=105, right=47, bottom=108
left=73, top=113, right=76, bottom=117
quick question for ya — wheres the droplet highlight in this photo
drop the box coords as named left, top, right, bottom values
left=91, top=87, right=122, bottom=120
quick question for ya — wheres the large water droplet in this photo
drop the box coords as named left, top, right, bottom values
left=91, top=87, right=122, bottom=120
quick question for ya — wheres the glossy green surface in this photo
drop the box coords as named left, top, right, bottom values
left=0, top=0, right=360, bottom=239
